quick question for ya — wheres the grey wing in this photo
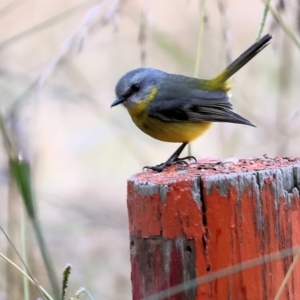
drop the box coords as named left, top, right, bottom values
left=148, top=88, right=255, bottom=127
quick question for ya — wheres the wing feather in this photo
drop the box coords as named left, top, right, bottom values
left=148, top=86, right=254, bottom=127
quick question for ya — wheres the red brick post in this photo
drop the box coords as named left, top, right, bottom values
left=127, top=157, right=300, bottom=300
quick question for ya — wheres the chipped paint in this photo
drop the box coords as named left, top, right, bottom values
left=128, top=157, right=300, bottom=300
left=130, top=178, right=169, bottom=203
left=191, top=176, right=201, bottom=207
left=293, top=166, right=300, bottom=191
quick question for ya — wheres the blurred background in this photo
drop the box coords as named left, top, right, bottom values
left=0, top=0, right=299, bottom=299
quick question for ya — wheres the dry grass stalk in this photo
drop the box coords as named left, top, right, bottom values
left=37, top=0, right=121, bottom=90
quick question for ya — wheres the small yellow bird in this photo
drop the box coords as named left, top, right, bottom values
left=111, top=34, right=272, bottom=172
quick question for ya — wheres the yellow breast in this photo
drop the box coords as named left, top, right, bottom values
left=132, top=116, right=212, bottom=142
left=126, top=87, right=212, bottom=143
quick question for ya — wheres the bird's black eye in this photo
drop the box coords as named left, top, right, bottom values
left=131, top=83, right=140, bottom=92
left=124, top=83, right=140, bottom=99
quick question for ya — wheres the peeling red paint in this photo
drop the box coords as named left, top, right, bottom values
left=131, top=258, right=142, bottom=300
left=169, top=243, right=184, bottom=300
left=127, top=181, right=162, bottom=237
left=128, top=157, right=300, bottom=300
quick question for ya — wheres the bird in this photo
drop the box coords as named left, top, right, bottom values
left=111, top=34, right=272, bottom=172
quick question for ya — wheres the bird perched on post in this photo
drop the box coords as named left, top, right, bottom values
left=111, top=34, right=272, bottom=172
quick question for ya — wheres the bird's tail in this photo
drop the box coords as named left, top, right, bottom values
left=210, top=34, right=272, bottom=91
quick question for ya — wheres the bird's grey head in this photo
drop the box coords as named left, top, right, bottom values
left=111, top=68, right=167, bottom=109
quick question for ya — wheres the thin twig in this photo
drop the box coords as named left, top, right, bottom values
left=194, top=0, right=207, bottom=78
left=274, top=248, right=300, bottom=300
left=261, top=0, right=300, bottom=50
left=0, top=253, right=52, bottom=300
left=21, top=209, right=30, bottom=300
left=0, top=0, right=100, bottom=49
left=0, top=225, right=52, bottom=300
left=217, top=0, right=232, bottom=65
left=143, top=245, right=300, bottom=300
left=189, top=0, right=207, bottom=156
left=37, top=0, right=120, bottom=90
left=257, top=0, right=271, bottom=40
left=0, top=109, right=16, bottom=159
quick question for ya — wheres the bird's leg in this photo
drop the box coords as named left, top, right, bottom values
left=164, top=142, right=192, bottom=165
left=144, top=142, right=197, bottom=172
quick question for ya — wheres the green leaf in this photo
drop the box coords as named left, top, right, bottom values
left=9, top=158, right=35, bottom=219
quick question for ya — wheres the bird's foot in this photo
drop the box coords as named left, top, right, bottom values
left=175, top=155, right=197, bottom=164
left=143, top=162, right=168, bottom=172
left=143, top=156, right=197, bottom=172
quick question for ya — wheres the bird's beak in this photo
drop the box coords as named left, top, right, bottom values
left=111, top=97, right=125, bottom=108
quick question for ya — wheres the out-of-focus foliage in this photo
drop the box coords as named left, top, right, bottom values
left=0, top=0, right=299, bottom=299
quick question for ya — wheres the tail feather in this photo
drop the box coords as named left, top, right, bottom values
left=225, top=34, right=272, bottom=79
left=227, top=110, right=256, bottom=127
left=212, top=34, right=272, bottom=89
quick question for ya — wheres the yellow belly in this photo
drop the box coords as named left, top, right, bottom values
left=131, top=114, right=212, bottom=143
left=126, top=87, right=212, bottom=143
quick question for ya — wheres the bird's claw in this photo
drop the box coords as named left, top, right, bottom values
left=143, top=155, right=196, bottom=172
left=174, top=155, right=197, bottom=164
left=143, top=163, right=167, bottom=172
